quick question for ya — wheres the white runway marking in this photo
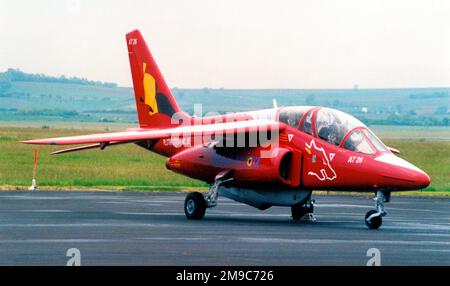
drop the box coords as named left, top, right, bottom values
left=415, top=249, right=450, bottom=253
left=383, top=222, right=450, bottom=231
left=0, top=195, right=70, bottom=200
left=17, top=210, right=72, bottom=213
left=98, top=201, right=132, bottom=204
left=122, top=200, right=181, bottom=204
left=0, top=239, right=116, bottom=244
left=412, top=233, right=450, bottom=238
left=0, top=223, right=174, bottom=228
left=386, top=207, right=450, bottom=214
left=116, top=212, right=183, bottom=216
left=135, top=237, right=209, bottom=241
left=238, top=237, right=450, bottom=246
left=108, top=202, right=163, bottom=206
left=207, top=211, right=289, bottom=217
left=315, top=203, right=371, bottom=208
left=0, top=195, right=118, bottom=200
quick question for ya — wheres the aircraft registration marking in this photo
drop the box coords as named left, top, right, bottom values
left=348, top=156, right=364, bottom=164
left=128, top=38, right=138, bottom=46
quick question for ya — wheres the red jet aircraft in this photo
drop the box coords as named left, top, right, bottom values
left=23, top=30, right=430, bottom=229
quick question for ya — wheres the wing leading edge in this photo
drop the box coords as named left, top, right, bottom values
left=22, top=120, right=285, bottom=149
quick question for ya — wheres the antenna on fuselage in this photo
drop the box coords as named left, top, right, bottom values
left=272, top=99, right=278, bottom=109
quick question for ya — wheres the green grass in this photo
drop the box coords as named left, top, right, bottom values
left=0, top=126, right=207, bottom=190
left=383, top=139, right=450, bottom=193
left=0, top=126, right=448, bottom=193
left=371, top=125, right=450, bottom=141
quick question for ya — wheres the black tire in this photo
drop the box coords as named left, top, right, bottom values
left=365, top=210, right=382, bottom=229
left=184, top=192, right=206, bottom=220
left=291, top=204, right=313, bottom=221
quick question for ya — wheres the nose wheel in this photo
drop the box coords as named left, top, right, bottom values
left=365, top=190, right=390, bottom=229
left=184, top=192, right=206, bottom=220
left=184, top=170, right=233, bottom=220
left=365, top=210, right=382, bottom=229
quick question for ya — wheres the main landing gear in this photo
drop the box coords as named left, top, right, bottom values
left=291, top=199, right=316, bottom=222
left=365, top=190, right=390, bottom=229
left=184, top=192, right=206, bottom=220
left=184, top=171, right=232, bottom=220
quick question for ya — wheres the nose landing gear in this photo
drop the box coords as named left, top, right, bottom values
left=184, top=170, right=232, bottom=220
left=365, top=190, right=390, bottom=229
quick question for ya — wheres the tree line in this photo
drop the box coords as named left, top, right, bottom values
left=0, top=68, right=117, bottom=90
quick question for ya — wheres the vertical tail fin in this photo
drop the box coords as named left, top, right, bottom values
left=126, top=29, right=183, bottom=128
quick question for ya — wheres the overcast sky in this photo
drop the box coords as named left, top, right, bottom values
left=1, top=0, right=449, bottom=88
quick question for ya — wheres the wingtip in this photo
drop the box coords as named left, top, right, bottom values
left=20, top=140, right=54, bottom=145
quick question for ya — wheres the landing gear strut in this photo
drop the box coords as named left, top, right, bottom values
left=184, top=170, right=232, bottom=220
left=365, top=190, right=390, bottom=229
left=291, top=199, right=316, bottom=222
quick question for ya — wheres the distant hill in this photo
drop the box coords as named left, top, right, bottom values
left=0, top=70, right=448, bottom=126
left=0, top=69, right=117, bottom=90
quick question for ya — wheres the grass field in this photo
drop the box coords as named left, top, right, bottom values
left=0, top=126, right=448, bottom=194
left=0, top=127, right=207, bottom=190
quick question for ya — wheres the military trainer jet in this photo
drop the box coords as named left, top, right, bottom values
left=23, top=30, right=430, bottom=229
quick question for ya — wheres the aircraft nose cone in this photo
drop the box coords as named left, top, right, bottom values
left=414, top=170, right=431, bottom=189
left=375, top=154, right=431, bottom=190
left=401, top=162, right=430, bottom=189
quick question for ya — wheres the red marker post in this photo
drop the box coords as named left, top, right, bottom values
left=29, top=149, right=39, bottom=190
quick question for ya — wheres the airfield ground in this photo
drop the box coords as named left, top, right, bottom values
left=0, top=124, right=448, bottom=265
left=0, top=191, right=448, bottom=266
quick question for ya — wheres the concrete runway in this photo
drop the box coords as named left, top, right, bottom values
left=0, top=191, right=448, bottom=266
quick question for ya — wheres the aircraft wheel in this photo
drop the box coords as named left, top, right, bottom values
left=291, top=204, right=313, bottom=221
left=365, top=210, right=382, bottom=229
left=184, top=192, right=206, bottom=220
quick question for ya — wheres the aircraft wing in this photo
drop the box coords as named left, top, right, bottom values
left=22, top=119, right=284, bottom=147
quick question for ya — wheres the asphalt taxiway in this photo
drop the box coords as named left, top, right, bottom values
left=0, top=191, right=448, bottom=265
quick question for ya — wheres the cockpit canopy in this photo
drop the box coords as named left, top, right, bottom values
left=315, top=108, right=364, bottom=146
left=278, top=106, right=387, bottom=155
left=278, top=106, right=311, bottom=129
